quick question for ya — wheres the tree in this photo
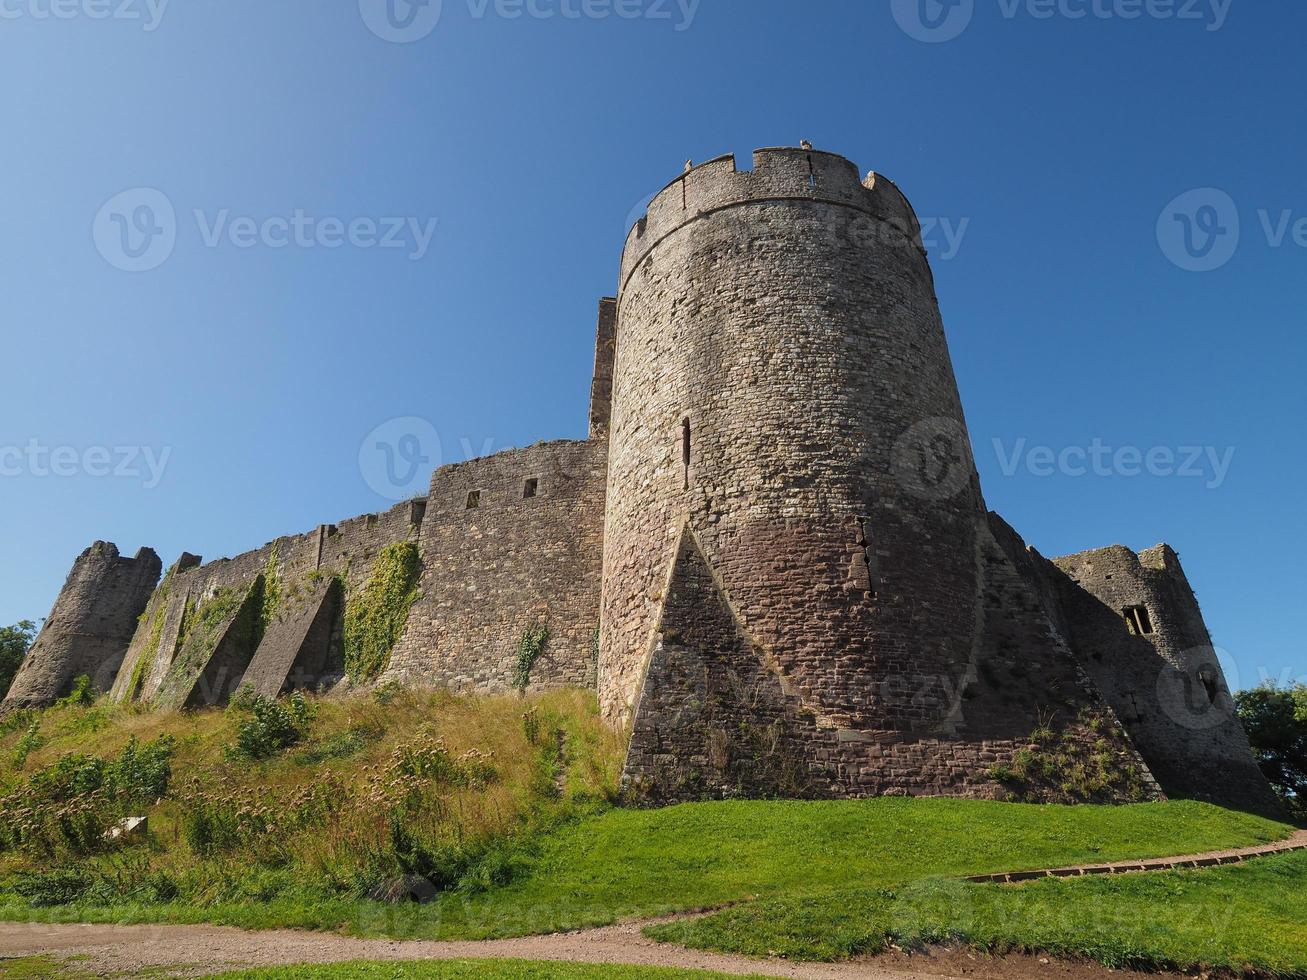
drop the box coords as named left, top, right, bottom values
left=0, top=620, right=37, bottom=699
left=1236, top=682, right=1307, bottom=822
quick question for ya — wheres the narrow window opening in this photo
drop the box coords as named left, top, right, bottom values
left=465, top=490, right=481, bottom=510
left=681, top=418, right=691, bottom=490
left=806, top=154, right=816, bottom=188
left=857, top=518, right=879, bottom=600
left=1123, top=605, right=1154, bottom=636
left=523, top=478, right=539, bottom=499
left=1125, top=693, right=1143, bottom=723
left=1199, top=669, right=1220, bottom=704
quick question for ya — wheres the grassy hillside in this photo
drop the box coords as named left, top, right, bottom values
left=651, top=849, right=1307, bottom=976
left=0, top=687, right=1298, bottom=976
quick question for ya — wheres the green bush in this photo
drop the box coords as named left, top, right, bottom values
left=11, top=718, right=43, bottom=768
left=1236, top=682, right=1307, bottom=821
left=227, top=692, right=316, bottom=761
left=55, top=674, right=94, bottom=708
left=10, top=867, right=92, bottom=907
left=0, top=735, right=175, bottom=857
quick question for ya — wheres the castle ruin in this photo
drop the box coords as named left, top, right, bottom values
left=7, top=147, right=1282, bottom=818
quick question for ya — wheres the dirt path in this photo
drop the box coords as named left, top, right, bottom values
left=0, top=918, right=1157, bottom=980
left=3, top=832, right=1303, bottom=978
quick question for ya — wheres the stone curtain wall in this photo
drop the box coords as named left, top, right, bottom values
left=988, top=514, right=1282, bottom=819
left=113, top=498, right=425, bottom=708
left=384, top=438, right=607, bottom=694
left=4, top=542, right=161, bottom=708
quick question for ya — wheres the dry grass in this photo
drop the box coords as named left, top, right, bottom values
left=0, top=686, right=624, bottom=905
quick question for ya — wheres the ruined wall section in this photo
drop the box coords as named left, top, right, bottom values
left=115, top=499, right=425, bottom=706
left=1048, top=544, right=1283, bottom=817
left=589, top=297, right=617, bottom=439
left=4, top=542, right=161, bottom=708
left=384, top=438, right=607, bottom=693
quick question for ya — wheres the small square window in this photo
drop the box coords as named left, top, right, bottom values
left=466, top=490, right=481, bottom=510
left=523, top=478, right=539, bottom=499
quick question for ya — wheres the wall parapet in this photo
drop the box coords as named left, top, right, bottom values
left=619, top=146, right=922, bottom=288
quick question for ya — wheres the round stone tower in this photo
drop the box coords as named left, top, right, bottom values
left=599, top=147, right=987, bottom=740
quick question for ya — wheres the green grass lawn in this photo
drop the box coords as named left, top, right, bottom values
left=0, top=797, right=1289, bottom=942
left=648, top=849, right=1307, bottom=977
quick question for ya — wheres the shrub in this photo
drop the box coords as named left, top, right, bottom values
left=11, top=719, right=43, bottom=768
left=11, top=867, right=92, bottom=907
left=227, top=692, right=316, bottom=761
left=55, top=674, right=95, bottom=709
left=0, top=735, right=175, bottom=857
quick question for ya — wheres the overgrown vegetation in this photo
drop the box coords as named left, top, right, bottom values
left=226, top=689, right=317, bottom=761
left=987, top=709, right=1150, bottom=803
left=343, top=541, right=422, bottom=683
left=1237, top=681, right=1307, bottom=821
left=261, top=549, right=285, bottom=630
left=515, top=623, right=548, bottom=691
left=0, top=734, right=174, bottom=863
left=54, top=674, right=95, bottom=710
left=127, top=592, right=169, bottom=701
left=0, top=686, right=620, bottom=924
left=153, top=583, right=263, bottom=709
left=0, top=619, right=36, bottom=699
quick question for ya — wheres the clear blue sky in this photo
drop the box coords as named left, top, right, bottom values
left=1, top=1, right=1302, bottom=691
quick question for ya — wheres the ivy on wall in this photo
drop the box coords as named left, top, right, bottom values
left=343, top=542, right=422, bottom=684
left=260, top=548, right=284, bottom=631
left=515, top=624, right=549, bottom=691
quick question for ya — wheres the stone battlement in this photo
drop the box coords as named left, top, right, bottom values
left=620, top=147, right=920, bottom=287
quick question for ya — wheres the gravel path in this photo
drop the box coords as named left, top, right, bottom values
left=0, top=916, right=948, bottom=978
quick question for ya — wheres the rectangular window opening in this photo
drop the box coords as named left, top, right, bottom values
left=466, top=490, right=481, bottom=510
left=523, top=478, right=539, bottom=499
left=1123, top=605, right=1153, bottom=636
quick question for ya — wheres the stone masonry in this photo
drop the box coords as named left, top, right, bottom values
left=5, top=146, right=1283, bottom=818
